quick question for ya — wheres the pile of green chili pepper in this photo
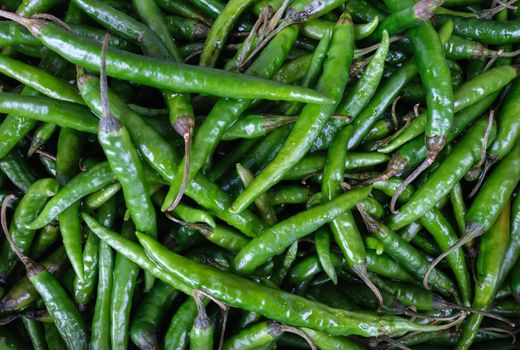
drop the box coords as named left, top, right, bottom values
left=0, top=0, right=519, bottom=349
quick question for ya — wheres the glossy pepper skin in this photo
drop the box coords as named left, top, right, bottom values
left=82, top=213, right=457, bottom=337
left=231, top=14, right=355, bottom=213
left=455, top=201, right=511, bottom=350
left=387, top=118, right=497, bottom=230
left=233, top=186, right=371, bottom=275
left=0, top=178, right=59, bottom=279
left=19, top=19, right=329, bottom=103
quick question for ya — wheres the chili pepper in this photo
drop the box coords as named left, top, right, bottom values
left=0, top=151, right=36, bottom=192
left=394, top=21, right=454, bottom=200
left=110, top=221, right=139, bottom=350
left=29, top=222, right=59, bottom=259
left=44, top=322, right=68, bottom=350
left=231, top=14, right=355, bottom=213
left=0, top=246, right=67, bottom=313
left=28, top=122, right=56, bottom=157
left=189, top=293, right=215, bottom=350
left=188, top=0, right=225, bottom=19
left=89, top=198, right=116, bottom=350
left=134, top=230, right=461, bottom=336
left=0, top=93, right=98, bottom=134
left=373, top=178, right=471, bottom=305
left=386, top=118, right=497, bottom=231
left=357, top=206, right=458, bottom=298
left=236, top=163, right=277, bottom=226
left=1, top=196, right=88, bottom=350
left=164, top=297, right=197, bottom=350
left=450, top=182, right=466, bottom=236
left=437, top=14, right=520, bottom=45
left=0, top=55, right=82, bottom=103
left=378, top=65, right=515, bottom=154
left=0, top=178, right=58, bottom=279
left=345, top=0, right=386, bottom=23
left=312, top=30, right=389, bottom=152
left=455, top=200, right=511, bottom=350
left=132, top=0, right=182, bottom=60
left=452, top=140, right=520, bottom=250
left=302, top=327, right=365, bottom=350
left=223, top=321, right=283, bottom=350
left=222, top=115, right=295, bottom=141
left=268, top=185, right=310, bottom=206
left=155, top=0, right=212, bottom=25
left=84, top=182, right=121, bottom=211
left=22, top=316, right=47, bottom=350
left=498, top=191, right=520, bottom=289
left=27, top=161, right=117, bottom=229
left=233, top=186, right=370, bottom=275
left=2, top=13, right=330, bottom=104
left=77, top=72, right=265, bottom=238
left=55, top=127, right=85, bottom=282
left=166, top=15, right=209, bottom=40
left=302, top=16, right=380, bottom=41
left=96, top=34, right=156, bottom=289
left=163, top=25, right=299, bottom=211
left=486, top=77, right=520, bottom=164
left=366, top=0, right=441, bottom=43
left=130, top=280, right=180, bottom=349
left=314, top=229, right=337, bottom=284
left=200, top=0, right=256, bottom=67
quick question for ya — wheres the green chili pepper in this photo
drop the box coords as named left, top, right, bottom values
left=0, top=93, right=98, bottom=134
left=233, top=186, right=371, bottom=275
left=164, top=298, right=198, bottom=350
left=367, top=0, right=441, bottom=43
left=231, top=14, right=355, bottom=213
left=0, top=151, right=36, bottom=192
left=29, top=222, right=59, bottom=259
left=28, top=122, right=56, bottom=157
left=130, top=280, right=180, bottom=349
left=22, top=316, right=47, bottom=350
left=498, top=191, right=520, bottom=287
left=163, top=25, right=299, bottom=211
left=313, top=31, right=390, bottom=152
left=455, top=200, right=511, bottom=350
left=134, top=230, right=458, bottom=336
left=3, top=14, right=329, bottom=103
left=189, top=294, right=215, bottom=350
left=387, top=118, right=497, bottom=231
left=110, top=221, right=139, bottom=350
left=0, top=246, right=67, bottom=313
left=27, top=162, right=117, bottom=229
left=200, top=0, right=256, bottom=67
left=1, top=199, right=88, bottom=350
left=90, top=197, right=117, bottom=350
left=0, top=178, right=58, bottom=279
left=437, top=14, right=520, bottom=45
